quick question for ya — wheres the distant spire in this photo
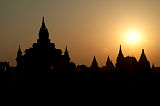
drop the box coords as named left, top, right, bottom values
left=42, top=17, right=44, bottom=22
left=94, top=56, right=96, bottom=60
left=18, top=45, right=21, bottom=51
left=42, top=17, right=46, bottom=27
left=16, top=45, right=23, bottom=70
left=18, top=45, right=22, bottom=54
left=116, top=45, right=124, bottom=68
left=141, top=49, right=145, bottom=57
left=65, top=46, right=68, bottom=54
left=118, top=45, right=124, bottom=58
left=106, top=55, right=114, bottom=72
left=107, top=55, right=110, bottom=63
left=106, top=55, right=110, bottom=66
left=16, top=45, right=22, bottom=61
left=138, top=49, right=151, bottom=72
left=119, top=45, right=122, bottom=54
left=142, top=49, right=144, bottom=54
left=64, top=46, right=70, bottom=62
left=139, top=49, right=147, bottom=61
left=90, top=56, right=99, bottom=70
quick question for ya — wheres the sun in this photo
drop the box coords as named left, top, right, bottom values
left=125, top=30, right=141, bottom=44
left=128, top=32, right=138, bottom=43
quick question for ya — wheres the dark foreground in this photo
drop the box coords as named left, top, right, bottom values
left=1, top=72, right=160, bottom=88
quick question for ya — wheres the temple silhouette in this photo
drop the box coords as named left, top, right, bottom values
left=1, top=17, right=160, bottom=87
left=16, top=17, right=76, bottom=72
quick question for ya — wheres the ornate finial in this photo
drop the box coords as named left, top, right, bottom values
left=18, top=45, right=21, bottom=52
left=118, top=44, right=123, bottom=55
left=139, top=49, right=147, bottom=61
left=117, top=44, right=124, bottom=61
left=64, top=46, right=70, bottom=62
left=17, top=44, right=22, bottom=54
left=43, top=17, right=44, bottom=22
left=64, top=46, right=69, bottom=54
left=42, top=17, right=45, bottom=27
left=142, top=49, right=144, bottom=54
left=19, top=45, right=20, bottom=50
left=93, top=56, right=98, bottom=63
left=107, top=55, right=110, bottom=62
left=65, top=46, right=68, bottom=52
left=38, top=17, right=49, bottom=41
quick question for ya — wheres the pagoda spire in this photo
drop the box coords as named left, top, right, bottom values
left=117, top=45, right=124, bottom=61
left=106, top=55, right=111, bottom=65
left=64, top=46, right=70, bottom=62
left=139, top=49, right=147, bottom=62
left=106, top=55, right=114, bottom=72
left=65, top=46, right=68, bottom=54
left=18, top=45, right=22, bottom=54
left=16, top=45, right=23, bottom=70
left=107, top=55, right=110, bottom=62
left=42, top=17, right=46, bottom=28
left=138, top=49, right=151, bottom=72
left=38, top=17, right=50, bottom=44
left=142, top=49, right=144, bottom=54
left=90, top=56, right=99, bottom=71
left=119, top=45, right=123, bottom=57
left=92, top=56, right=98, bottom=66
left=116, top=45, right=125, bottom=71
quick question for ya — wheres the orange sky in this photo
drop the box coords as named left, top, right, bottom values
left=1, top=0, right=160, bottom=67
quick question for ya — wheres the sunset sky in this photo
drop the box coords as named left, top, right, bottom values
left=1, top=0, right=160, bottom=67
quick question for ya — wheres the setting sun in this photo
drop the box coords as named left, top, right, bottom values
left=127, top=31, right=139, bottom=43
left=124, top=30, right=142, bottom=45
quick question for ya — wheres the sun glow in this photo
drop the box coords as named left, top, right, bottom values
left=128, top=32, right=138, bottom=43
left=125, top=30, right=141, bottom=45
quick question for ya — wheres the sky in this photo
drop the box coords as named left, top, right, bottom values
left=1, top=0, right=160, bottom=67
